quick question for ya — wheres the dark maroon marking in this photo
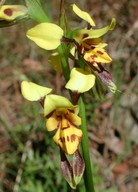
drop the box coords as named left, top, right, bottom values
left=71, top=134, right=76, bottom=142
left=88, top=55, right=97, bottom=62
left=60, top=138, right=63, bottom=143
left=67, top=136, right=70, bottom=142
left=97, top=50, right=104, bottom=55
left=61, top=137, right=65, bottom=143
left=4, top=8, right=13, bottom=16
left=82, top=33, right=89, bottom=39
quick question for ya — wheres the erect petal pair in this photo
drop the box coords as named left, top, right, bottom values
left=21, top=81, right=82, bottom=155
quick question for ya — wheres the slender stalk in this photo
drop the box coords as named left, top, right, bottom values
left=57, top=44, right=70, bottom=82
left=78, top=96, right=95, bottom=192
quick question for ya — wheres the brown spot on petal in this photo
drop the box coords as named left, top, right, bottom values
left=71, top=134, right=77, bottom=142
left=60, top=137, right=65, bottom=143
left=60, top=138, right=63, bottom=143
left=97, top=50, right=104, bottom=55
left=87, top=55, right=97, bottom=63
left=4, top=8, right=13, bottom=16
left=61, top=137, right=65, bottom=143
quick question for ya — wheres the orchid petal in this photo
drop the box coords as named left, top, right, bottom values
left=84, top=47, right=112, bottom=63
left=21, top=81, right=52, bottom=101
left=72, top=18, right=116, bottom=44
left=26, top=23, right=63, bottom=50
left=44, top=94, right=79, bottom=116
left=65, top=68, right=95, bottom=93
left=72, top=4, right=95, bottom=26
left=46, top=113, right=59, bottom=132
left=53, top=125, right=82, bottom=155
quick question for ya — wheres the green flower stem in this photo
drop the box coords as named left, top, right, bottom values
left=78, top=96, right=95, bottom=192
left=57, top=44, right=70, bottom=82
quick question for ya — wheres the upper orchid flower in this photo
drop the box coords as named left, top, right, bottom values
left=21, top=81, right=82, bottom=155
left=71, top=4, right=116, bottom=64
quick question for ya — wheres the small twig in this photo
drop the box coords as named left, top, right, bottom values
left=13, top=140, right=32, bottom=192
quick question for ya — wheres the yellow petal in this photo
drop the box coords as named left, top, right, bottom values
left=26, top=23, right=64, bottom=50
left=46, top=112, right=59, bottom=132
left=72, top=18, right=116, bottom=44
left=68, top=112, right=81, bottom=126
left=0, top=5, right=28, bottom=21
left=95, top=43, right=108, bottom=48
left=21, top=81, right=52, bottom=101
left=72, top=4, right=95, bottom=26
left=84, top=48, right=112, bottom=63
left=65, top=68, right=95, bottom=93
left=44, top=94, right=79, bottom=116
left=53, top=125, right=82, bottom=155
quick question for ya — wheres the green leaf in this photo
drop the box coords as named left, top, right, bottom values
left=25, top=0, right=50, bottom=23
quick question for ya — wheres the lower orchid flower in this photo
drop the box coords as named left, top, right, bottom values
left=21, top=81, right=82, bottom=155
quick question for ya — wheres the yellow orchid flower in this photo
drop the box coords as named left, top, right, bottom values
left=65, top=68, right=95, bottom=93
left=26, top=23, right=64, bottom=50
left=44, top=94, right=82, bottom=155
left=0, top=5, right=28, bottom=21
left=71, top=18, right=116, bottom=65
left=21, top=81, right=82, bottom=155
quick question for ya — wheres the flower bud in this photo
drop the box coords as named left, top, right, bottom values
left=73, top=150, right=85, bottom=185
left=98, top=69, right=117, bottom=93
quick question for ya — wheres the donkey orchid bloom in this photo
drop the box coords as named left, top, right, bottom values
left=44, top=94, right=82, bottom=155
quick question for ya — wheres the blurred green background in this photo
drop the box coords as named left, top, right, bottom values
left=0, top=0, right=138, bottom=192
